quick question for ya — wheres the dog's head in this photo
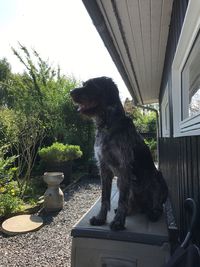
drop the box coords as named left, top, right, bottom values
left=70, top=76, right=122, bottom=117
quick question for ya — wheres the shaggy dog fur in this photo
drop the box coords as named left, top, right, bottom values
left=70, top=77, right=168, bottom=231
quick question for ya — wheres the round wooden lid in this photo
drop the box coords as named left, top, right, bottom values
left=1, top=214, right=43, bottom=235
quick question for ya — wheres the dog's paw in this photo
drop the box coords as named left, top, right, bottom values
left=90, top=216, right=106, bottom=226
left=110, top=219, right=125, bottom=231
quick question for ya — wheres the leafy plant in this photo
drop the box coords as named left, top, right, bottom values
left=144, top=138, right=157, bottom=151
left=0, top=109, right=45, bottom=196
left=124, top=100, right=157, bottom=133
left=0, top=145, right=18, bottom=186
left=0, top=108, right=20, bottom=146
left=38, top=142, right=83, bottom=163
left=0, top=193, right=24, bottom=216
left=0, top=46, right=95, bottom=190
left=0, top=145, right=24, bottom=216
left=0, top=58, right=12, bottom=107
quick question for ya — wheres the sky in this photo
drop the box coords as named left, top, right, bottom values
left=0, top=0, right=131, bottom=101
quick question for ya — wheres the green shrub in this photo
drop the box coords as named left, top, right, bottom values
left=0, top=145, right=18, bottom=187
left=38, top=142, right=83, bottom=163
left=144, top=138, right=157, bottom=151
left=0, top=145, right=24, bottom=216
left=1, top=180, right=20, bottom=196
left=0, top=193, right=24, bottom=216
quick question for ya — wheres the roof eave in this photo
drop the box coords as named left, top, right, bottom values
left=82, top=0, right=141, bottom=105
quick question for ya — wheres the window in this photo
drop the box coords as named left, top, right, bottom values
left=172, top=0, right=200, bottom=136
left=182, top=31, right=200, bottom=120
left=161, top=84, right=170, bottom=137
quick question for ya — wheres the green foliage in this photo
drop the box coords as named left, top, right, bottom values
left=0, top=145, right=24, bottom=216
left=0, top=45, right=95, bottom=202
left=0, top=108, right=21, bottom=145
left=2, top=180, right=20, bottom=196
left=0, top=145, right=18, bottom=186
left=39, top=142, right=83, bottom=163
left=0, top=58, right=12, bottom=106
left=0, top=107, right=45, bottom=195
left=144, top=138, right=157, bottom=151
left=124, top=100, right=157, bottom=133
left=133, top=110, right=157, bottom=133
left=0, top=58, right=11, bottom=81
left=124, top=100, right=157, bottom=161
left=9, top=45, right=79, bottom=137
left=6, top=45, right=94, bottom=162
left=144, top=138, right=157, bottom=162
left=0, top=193, right=24, bottom=216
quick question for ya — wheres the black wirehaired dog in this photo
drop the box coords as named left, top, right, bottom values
left=70, top=77, right=168, bottom=231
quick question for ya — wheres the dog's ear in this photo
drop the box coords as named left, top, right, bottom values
left=87, top=77, right=124, bottom=110
left=104, top=78, right=124, bottom=109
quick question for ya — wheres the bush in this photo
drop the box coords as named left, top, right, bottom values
left=144, top=138, right=157, bottom=162
left=38, top=142, right=83, bottom=163
left=0, top=145, right=24, bottom=216
left=0, top=47, right=95, bottom=182
left=124, top=100, right=157, bottom=134
left=0, top=145, right=18, bottom=187
left=144, top=138, right=157, bottom=151
left=0, top=193, right=24, bottom=216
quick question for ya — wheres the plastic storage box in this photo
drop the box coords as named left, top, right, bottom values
left=71, top=182, right=170, bottom=267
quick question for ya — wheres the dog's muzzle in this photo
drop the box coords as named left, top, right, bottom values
left=70, top=88, right=79, bottom=99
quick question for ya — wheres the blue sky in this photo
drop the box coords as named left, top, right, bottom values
left=0, top=0, right=131, bottom=101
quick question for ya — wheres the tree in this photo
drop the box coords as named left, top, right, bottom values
left=124, top=98, right=157, bottom=134
left=0, top=58, right=12, bottom=106
left=10, top=44, right=95, bottom=162
left=0, top=45, right=95, bottom=196
left=0, top=108, right=45, bottom=195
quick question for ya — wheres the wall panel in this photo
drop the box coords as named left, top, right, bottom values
left=160, top=137, right=200, bottom=244
left=159, top=0, right=200, bottom=244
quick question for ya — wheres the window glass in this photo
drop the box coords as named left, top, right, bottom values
left=182, top=31, right=200, bottom=119
left=189, top=88, right=200, bottom=117
left=161, top=85, right=170, bottom=137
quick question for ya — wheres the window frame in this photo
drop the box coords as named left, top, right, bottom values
left=172, top=0, right=200, bottom=137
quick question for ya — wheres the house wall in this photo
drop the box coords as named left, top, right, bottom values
left=159, top=0, right=200, bottom=244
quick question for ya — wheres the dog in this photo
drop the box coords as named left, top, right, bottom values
left=70, top=76, right=168, bottom=231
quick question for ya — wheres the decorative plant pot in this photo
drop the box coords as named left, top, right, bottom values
left=43, top=161, right=72, bottom=185
left=43, top=172, right=64, bottom=212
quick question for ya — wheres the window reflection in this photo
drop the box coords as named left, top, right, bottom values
left=189, top=88, right=200, bottom=117
left=182, top=31, right=200, bottom=119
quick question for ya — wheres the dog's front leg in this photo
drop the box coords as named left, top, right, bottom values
left=110, top=175, right=129, bottom=231
left=90, top=164, right=113, bottom=226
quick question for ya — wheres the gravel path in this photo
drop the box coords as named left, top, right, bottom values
left=0, top=178, right=101, bottom=267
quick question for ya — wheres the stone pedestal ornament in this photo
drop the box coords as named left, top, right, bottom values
left=43, top=172, right=64, bottom=212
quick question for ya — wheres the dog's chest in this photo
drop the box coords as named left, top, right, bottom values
left=94, top=131, right=107, bottom=159
left=94, top=130, right=117, bottom=166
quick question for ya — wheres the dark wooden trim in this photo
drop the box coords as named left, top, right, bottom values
left=160, top=136, right=200, bottom=245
